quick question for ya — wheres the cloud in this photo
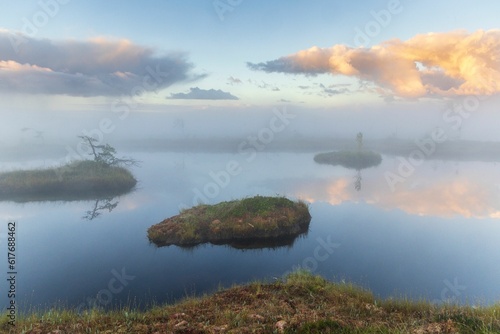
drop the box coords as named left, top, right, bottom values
left=169, top=87, right=238, bottom=100
left=318, top=83, right=350, bottom=97
left=248, top=29, right=500, bottom=98
left=227, top=76, right=242, bottom=85
left=0, top=30, right=203, bottom=96
left=248, top=79, right=280, bottom=92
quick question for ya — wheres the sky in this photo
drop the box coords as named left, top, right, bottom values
left=0, top=0, right=499, bottom=143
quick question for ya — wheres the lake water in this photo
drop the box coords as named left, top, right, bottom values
left=1, top=151, right=500, bottom=314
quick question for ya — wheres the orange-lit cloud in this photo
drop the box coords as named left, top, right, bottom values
left=249, top=30, right=500, bottom=98
left=0, top=60, right=52, bottom=72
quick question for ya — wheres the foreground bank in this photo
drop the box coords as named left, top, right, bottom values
left=5, top=271, right=500, bottom=333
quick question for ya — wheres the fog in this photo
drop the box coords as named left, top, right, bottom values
left=2, top=95, right=500, bottom=168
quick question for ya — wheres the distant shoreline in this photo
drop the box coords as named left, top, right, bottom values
left=3, top=137, right=500, bottom=163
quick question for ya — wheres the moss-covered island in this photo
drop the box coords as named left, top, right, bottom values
left=148, top=196, right=311, bottom=248
left=314, top=150, right=382, bottom=170
left=0, top=160, right=137, bottom=202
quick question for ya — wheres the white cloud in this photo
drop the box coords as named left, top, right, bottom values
left=227, top=76, right=242, bottom=85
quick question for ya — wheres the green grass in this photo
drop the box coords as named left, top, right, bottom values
left=314, top=150, right=382, bottom=170
left=0, top=160, right=137, bottom=202
left=6, top=271, right=500, bottom=334
left=147, top=195, right=311, bottom=247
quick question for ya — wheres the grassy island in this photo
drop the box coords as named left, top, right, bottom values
left=7, top=271, right=500, bottom=333
left=314, top=150, right=382, bottom=170
left=148, top=196, right=311, bottom=248
left=0, top=160, right=137, bottom=202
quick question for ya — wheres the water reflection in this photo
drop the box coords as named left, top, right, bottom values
left=169, top=231, right=309, bottom=251
left=373, top=178, right=500, bottom=218
left=354, top=169, right=362, bottom=192
left=82, top=197, right=119, bottom=221
left=0, top=195, right=122, bottom=221
left=309, top=176, right=499, bottom=219
left=267, top=156, right=500, bottom=219
left=3, top=151, right=500, bottom=314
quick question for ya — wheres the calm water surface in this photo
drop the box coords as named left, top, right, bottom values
left=1, top=151, right=500, bottom=313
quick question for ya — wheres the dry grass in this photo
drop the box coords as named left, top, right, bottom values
left=5, top=271, right=500, bottom=333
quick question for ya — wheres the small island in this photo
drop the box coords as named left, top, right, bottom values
left=314, top=132, right=382, bottom=170
left=314, top=150, right=382, bottom=169
left=0, top=136, right=138, bottom=202
left=0, top=160, right=137, bottom=202
left=147, top=195, right=311, bottom=248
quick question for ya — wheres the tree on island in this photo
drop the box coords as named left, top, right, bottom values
left=356, top=132, right=363, bottom=151
left=355, top=132, right=364, bottom=191
left=78, top=135, right=140, bottom=167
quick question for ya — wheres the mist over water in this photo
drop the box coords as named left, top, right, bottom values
left=2, top=89, right=500, bottom=314
left=1, top=149, right=500, bottom=312
left=2, top=95, right=500, bottom=166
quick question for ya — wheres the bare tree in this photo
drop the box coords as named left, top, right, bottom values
left=356, top=132, right=363, bottom=151
left=78, top=136, right=141, bottom=167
